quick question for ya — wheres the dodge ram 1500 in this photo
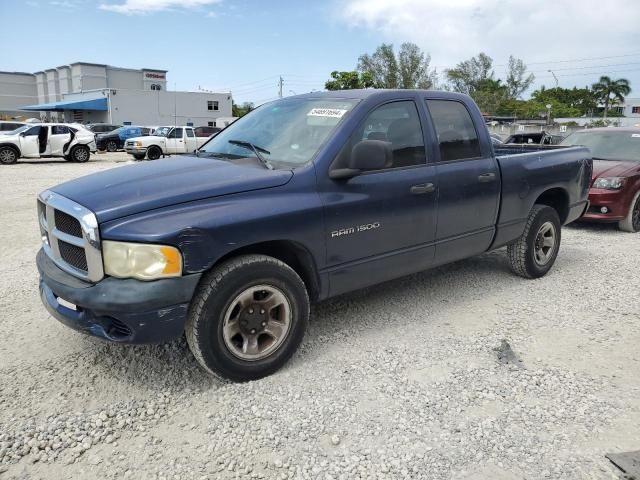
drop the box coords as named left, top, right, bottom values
left=37, top=90, right=592, bottom=381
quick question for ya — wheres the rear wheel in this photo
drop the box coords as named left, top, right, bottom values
left=106, top=140, right=118, bottom=152
left=618, top=191, right=640, bottom=233
left=0, top=146, right=18, bottom=165
left=186, top=255, right=309, bottom=382
left=71, top=145, right=90, bottom=163
left=147, top=146, right=162, bottom=160
left=507, top=205, right=561, bottom=279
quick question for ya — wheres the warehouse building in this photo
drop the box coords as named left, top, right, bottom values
left=0, top=62, right=233, bottom=127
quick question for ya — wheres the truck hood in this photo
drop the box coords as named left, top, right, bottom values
left=592, top=159, right=640, bottom=179
left=51, top=156, right=293, bottom=222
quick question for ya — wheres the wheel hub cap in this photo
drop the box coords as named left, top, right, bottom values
left=534, top=221, right=556, bottom=266
left=222, top=285, right=292, bottom=361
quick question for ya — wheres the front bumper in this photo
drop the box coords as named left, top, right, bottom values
left=37, top=249, right=201, bottom=344
left=581, top=188, right=627, bottom=222
left=124, top=146, right=147, bottom=155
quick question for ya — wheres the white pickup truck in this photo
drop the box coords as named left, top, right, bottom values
left=0, top=123, right=96, bottom=165
left=124, top=126, right=210, bottom=160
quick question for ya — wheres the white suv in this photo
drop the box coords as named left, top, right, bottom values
left=0, top=123, right=96, bottom=165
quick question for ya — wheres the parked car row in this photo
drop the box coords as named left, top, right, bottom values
left=96, top=125, right=220, bottom=153
left=124, top=126, right=211, bottom=160
left=0, top=123, right=96, bottom=164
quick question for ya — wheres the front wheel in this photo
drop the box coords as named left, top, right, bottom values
left=132, top=153, right=146, bottom=161
left=507, top=205, right=561, bottom=279
left=147, top=146, right=162, bottom=160
left=0, top=146, right=18, bottom=165
left=618, top=190, right=640, bottom=233
left=186, top=255, right=309, bottom=382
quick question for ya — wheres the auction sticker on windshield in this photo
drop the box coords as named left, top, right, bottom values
left=307, top=108, right=348, bottom=118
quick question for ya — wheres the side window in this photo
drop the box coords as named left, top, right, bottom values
left=186, top=128, right=195, bottom=137
left=141, top=128, right=150, bottom=135
left=359, top=101, right=426, bottom=168
left=51, top=125, right=70, bottom=135
left=173, top=128, right=183, bottom=138
left=426, top=100, right=481, bottom=162
left=24, top=126, right=41, bottom=136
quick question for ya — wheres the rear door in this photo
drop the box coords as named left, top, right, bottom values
left=424, top=98, right=500, bottom=264
left=320, top=99, right=438, bottom=296
left=49, top=125, right=71, bottom=156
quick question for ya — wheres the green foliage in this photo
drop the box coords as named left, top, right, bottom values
left=356, top=42, right=436, bottom=89
left=592, top=76, right=632, bottom=119
left=531, top=86, right=597, bottom=116
left=505, top=56, right=535, bottom=99
left=232, top=101, right=255, bottom=117
left=445, top=52, right=494, bottom=96
left=324, top=71, right=374, bottom=91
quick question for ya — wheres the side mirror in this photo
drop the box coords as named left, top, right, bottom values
left=329, top=140, right=393, bottom=180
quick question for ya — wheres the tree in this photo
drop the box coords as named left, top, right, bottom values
left=592, top=76, right=631, bottom=119
left=324, top=71, right=374, bottom=90
left=445, top=52, right=494, bottom=96
left=531, top=86, right=597, bottom=117
left=357, top=43, right=398, bottom=88
left=357, top=42, right=436, bottom=89
left=472, top=78, right=509, bottom=114
left=232, top=101, right=255, bottom=117
left=505, top=56, right=535, bottom=99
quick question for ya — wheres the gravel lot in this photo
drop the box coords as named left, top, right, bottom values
left=0, top=152, right=638, bottom=480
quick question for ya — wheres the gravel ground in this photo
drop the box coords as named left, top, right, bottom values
left=0, top=153, right=638, bottom=479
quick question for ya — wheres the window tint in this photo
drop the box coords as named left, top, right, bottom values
left=186, top=128, right=195, bottom=137
left=141, top=128, right=150, bottom=135
left=167, top=128, right=183, bottom=139
left=359, top=101, right=426, bottom=168
left=426, top=100, right=481, bottom=161
left=24, top=126, right=41, bottom=136
left=51, top=125, right=70, bottom=135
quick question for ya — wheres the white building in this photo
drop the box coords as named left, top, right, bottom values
left=0, top=62, right=233, bottom=127
left=621, top=97, right=640, bottom=118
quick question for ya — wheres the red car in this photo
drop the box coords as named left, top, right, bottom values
left=561, top=127, right=640, bottom=232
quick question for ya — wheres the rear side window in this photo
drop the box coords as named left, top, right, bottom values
left=51, top=125, right=70, bottom=135
left=186, top=128, right=194, bottom=137
left=426, top=100, right=481, bottom=162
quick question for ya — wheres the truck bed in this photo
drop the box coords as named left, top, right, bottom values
left=490, top=145, right=592, bottom=249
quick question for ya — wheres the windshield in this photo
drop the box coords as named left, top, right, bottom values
left=561, top=131, right=640, bottom=162
left=153, top=126, right=172, bottom=137
left=200, top=98, right=359, bottom=168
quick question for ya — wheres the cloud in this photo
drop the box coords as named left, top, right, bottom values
left=50, top=0, right=76, bottom=6
left=338, top=0, right=640, bottom=87
left=99, top=0, right=221, bottom=15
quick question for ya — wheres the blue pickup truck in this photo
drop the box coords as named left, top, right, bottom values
left=36, top=90, right=592, bottom=381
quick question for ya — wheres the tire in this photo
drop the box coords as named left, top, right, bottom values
left=186, top=255, right=309, bottom=382
left=0, top=146, right=18, bottom=165
left=106, top=140, right=118, bottom=152
left=133, top=153, right=146, bottom=161
left=147, top=146, right=162, bottom=160
left=618, top=190, right=640, bottom=233
left=70, top=145, right=90, bottom=163
left=507, top=205, right=561, bottom=279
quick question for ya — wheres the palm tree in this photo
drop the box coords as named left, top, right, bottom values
left=592, top=76, right=631, bottom=120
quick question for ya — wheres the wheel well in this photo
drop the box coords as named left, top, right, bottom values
left=535, top=188, right=569, bottom=223
left=214, top=241, right=320, bottom=301
left=0, top=143, right=20, bottom=157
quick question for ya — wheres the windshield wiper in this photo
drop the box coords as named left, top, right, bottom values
left=228, top=140, right=274, bottom=170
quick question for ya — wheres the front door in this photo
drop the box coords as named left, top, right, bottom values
left=165, top=128, right=184, bottom=154
left=18, top=126, right=42, bottom=157
left=49, top=125, right=71, bottom=156
left=320, top=100, right=438, bottom=296
left=424, top=99, right=500, bottom=265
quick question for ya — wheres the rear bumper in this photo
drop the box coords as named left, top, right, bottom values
left=37, top=249, right=201, bottom=344
left=581, top=188, right=628, bottom=222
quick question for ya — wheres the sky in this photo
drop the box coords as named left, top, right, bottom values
left=2, top=0, right=640, bottom=105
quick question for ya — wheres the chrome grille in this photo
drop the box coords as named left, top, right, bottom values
left=38, top=190, right=104, bottom=282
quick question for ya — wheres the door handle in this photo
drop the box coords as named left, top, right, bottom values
left=410, top=183, right=435, bottom=195
left=478, top=173, right=496, bottom=183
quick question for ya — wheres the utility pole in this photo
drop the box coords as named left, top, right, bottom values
left=278, top=76, right=283, bottom=98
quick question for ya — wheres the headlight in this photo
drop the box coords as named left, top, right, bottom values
left=593, top=177, right=625, bottom=190
left=134, top=141, right=142, bottom=147
left=103, top=241, right=182, bottom=280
